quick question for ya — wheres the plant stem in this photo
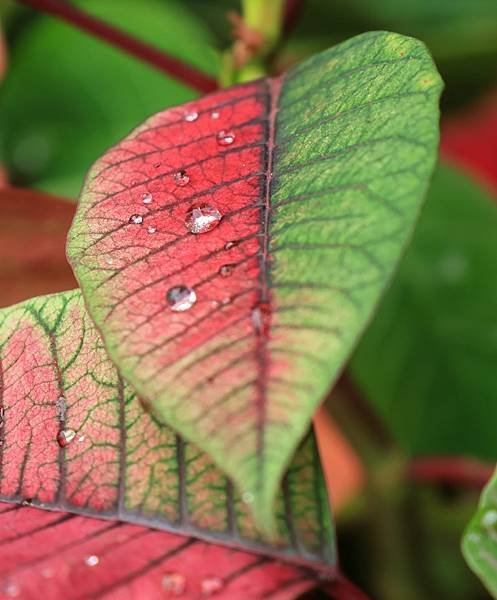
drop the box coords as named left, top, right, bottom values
left=324, top=570, right=373, bottom=600
left=408, top=456, right=494, bottom=489
left=16, top=0, right=217, bottom=94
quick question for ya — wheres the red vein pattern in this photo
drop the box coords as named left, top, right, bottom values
left=67, top=32, right=442, bottom=527
left=0, top=504, right=326, bottom=599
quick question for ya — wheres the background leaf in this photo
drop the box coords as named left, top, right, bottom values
left=351, top=164, right=497, bottom=459
left=67, top=32, right=442, bottom=530
left=0, top=0, right=218, bottom=198
left=0, top=187, right=76, bottom=308
left=463, top=467, right=497, bottom=598
left=0, top=504, right=325, bottom=599
left=0, top=290, right=335, bottom=569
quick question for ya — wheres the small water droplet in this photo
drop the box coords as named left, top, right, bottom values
left=201, top=576, right=223, bottom=596
left=57, top=428, right=76, bottom=448
left=184, top=110, right=198, bottom=122
left=85, top=555, right=99, bottom=567
left=56, top=395, right=66, bottom=422
left=242, top=491, right=254, bottom=504
left=147, top=225, right=157, bottom=234
left=106, top=257, right=114, bottom=265
left=77, top=435, right=85, bottom=443
left=1, top=580, right=20, bottom=598
left=216, top=130, right=235, bottom=146
left=219, top=264, right=234, bottom=278
left=482, top=509, right=497, bottom=528
left=185, top=204, right=222, bottom=234
left=0, top=407, right=4, bottom=427
left=224, top=241, right=237, bottom=250
left=41, top=568, right=54, bottom=579
left=162, top=572, right=186, bottom=595
left=129, top=214, right=143, bottom=225
left=167, top=286, right=197, bottom=312
left=251, top=302, right=271, bottom=336
left=221, top=297, right=231, bottom=306
left=142, top=192, right=153, bottom=204
left=21, top=498, right=33, bottom=507
left=174, top=170, right=190, bottom=186
left=211, top=111, right=220, bottom=119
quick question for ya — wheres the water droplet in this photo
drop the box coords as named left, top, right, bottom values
left=219, top=264, right=234, bottom=278
left=77, top=435, right=85, bottom=443
left=251, top=302, right=271, bottom=336
left=21, top=498, right=33, bottom=507
left=185, top=204, right=222, bottom=234
left=221, top=297, right=231, bottom=306
left=174, top=170, right=190, bottom=186
left=85, top=555, right=99, bottom=567
left=57, top=428, right=76, bottom=447
left=147, top=225, right=157, bottom=234
left=216, top=130, right=235, bottom=146
left=211, top=111, right=220, bottom=119
left=142, top=192, right=153, bottom=204
left=56, top=395, right=66, bottom=422
left=201, top=576, right=223, bottom=596
left=167, top=286, right=197, bottom=312
left=482, top=509, right=497, bottom=528
left=162, top=572, right=186, bottom=595
left=106, top=257, right=114, bottom=265
left=129, top=214, right=143, bottom=225
left=1, top=580, right=20, bottom=598
left=0, top=407, right=4, bottom=428
left=242, top=491, right=254, bottom=504
left=224, top=241, right=237, bottom=250
left=41, top=568, right=54, bottom=579
left=184, top=110, right=199, bottom=122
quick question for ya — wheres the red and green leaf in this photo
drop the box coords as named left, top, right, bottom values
left=0, top=290, right=335, bottom=570
left=67, top=31, right=442, bottom=529
left=0, top=505, right=326, bottom=599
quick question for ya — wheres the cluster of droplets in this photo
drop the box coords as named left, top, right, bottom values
left=162, top=573, right=224, bottom=597
left=124, top=106, right=243, bottom=314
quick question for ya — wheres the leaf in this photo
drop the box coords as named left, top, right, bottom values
left=0, top=504, right=325, bottom=599
left=463, top=467, right=497, bottom=598
left=351, top=164, right=497, bottom=459
left=0, top=187, right=76, bottom=308
left=0, top=290, right=335, bottom=569
left=67, top=31, right=442, bottom=530
left=0, top=0, right=218, bottom=197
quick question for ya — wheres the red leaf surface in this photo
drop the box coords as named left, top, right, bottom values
left=0, top=188, right=76, bottom=307
left=0, top=290, right=335, bottom=571
left=67, top=32, right=442, bottom=528
left=0, top=504, right=326, bottom=599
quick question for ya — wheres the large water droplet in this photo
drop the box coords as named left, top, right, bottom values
left=211, top=111, right=220, bottom=120
left=219, top=264, right=234, bottom=278
left=184, top=111, right=198, bottom=122
left=162, top=572, right=186, bottom=595
left=185, top=204, right=222, bottom=234
left=167, top=286, right=197, bottom=312
left=142, top=192, right=153, bottom=204
left=174, top=170, right=190, bottom=186
left=201, top=576, right=223, bottom=596
left=216, top=130, right=235, bottom=146
left=57, top=428, right=76, bottom=447
left=129, top=214, right=143, bottom=225
left=85, top=555, right=99, bottom=567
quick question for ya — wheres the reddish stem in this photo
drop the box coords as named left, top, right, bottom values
left=283, top=0, right=306, bottom=35
left=17, top=0, right=218, bottom=94
left=324, top=571, right=373, bottom=600
left=408, top=456, right=494, bottom=489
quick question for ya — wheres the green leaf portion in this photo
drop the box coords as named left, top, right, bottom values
left=351, top=164, right=497, bottom=459
left=0, top=290, right=335, bottom=568
left=0, top=0, right=218, bottom=198
left=463, top=468, right=497, bottom=598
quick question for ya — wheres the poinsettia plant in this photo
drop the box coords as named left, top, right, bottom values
left=1, top=0, right=497, bottom=599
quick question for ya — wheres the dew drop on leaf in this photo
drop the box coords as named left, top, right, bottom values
left=162, top=572, right=186, bottom=595
left=21, top=498, right=33, bottom=507
left=167, top=286, right=197, bottom=312
left=57, top=428, right=76, bottom=447
left=224, top=241, right=237, bottom=250
left=184, top=111, right=198, bottom=122
left=481, top=509, right=497, bottom=528
left=85, top=555, right=99, bottom=567
left=219, top=264, right=234, bottom=278
left=251, top=303, right=271, bottom=336
left=129, top=214, right=143, bottom=225
left=216, top=130, right=235, bottom=146
left=211, top=111, right=220, bottom=119
left=174, top=170, right=190, bottom=186
left=242, top=491, right=254, bottom=504
left=147, top=225, right=157, bottom=234
left=185, top=204, right=222, bottom=234
left=201, top=576, right=223, bottom=596
left=142, top=192, right=153, bottom=204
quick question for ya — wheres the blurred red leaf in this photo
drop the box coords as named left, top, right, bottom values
left=0, top=188, right=77, bottom=307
